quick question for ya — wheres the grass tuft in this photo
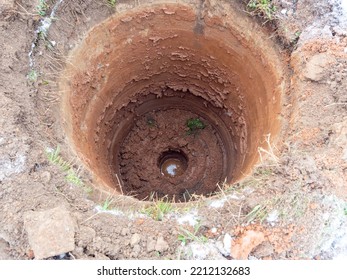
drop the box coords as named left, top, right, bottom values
left=102, top=196, right=114, bottom=211
left=46, top=146, right=89, bottom=192
left=178, top=223, right=208, bottom=246
left=141, top=197, right=174, bottom=221
left=106, top=0, right=117, bottom=8
left=186, top=118, right=206, bottom=135
left=65, top=169, right=83, bottom=186
left=27, top=70, right=38, bottom=82
left=246, top=0, right=277, bottom=23
left=245, top=204, right=269, bottom=224
left=36, top=0, right=49, bottom=16
left=46, top=146, right=70, bottom=171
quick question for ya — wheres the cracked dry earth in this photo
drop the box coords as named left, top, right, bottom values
left=0, top=0, right=347, bottom=260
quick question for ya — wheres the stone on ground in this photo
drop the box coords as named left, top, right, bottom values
left=146, top=237, right=156, bottom=252
left=155, top=235, right=169, bottom=252
left=23, top=206, right=75, bottom=259
left=0, top=238, right=11, bottom=260
left=303, top=53, right=334, bottom=82
left=223, top=233, right=232, bottom=255
left=230, top=230, right=265, bottom=260
left=130, top=233, right=141, bottom=247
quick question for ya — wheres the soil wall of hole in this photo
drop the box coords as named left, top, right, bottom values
left=60, top=1, right=288, bottom=200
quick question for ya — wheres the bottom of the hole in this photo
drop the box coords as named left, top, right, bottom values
left=159, top=150, right=188, bottom=178
left=115, top=94, right=231, bottom=201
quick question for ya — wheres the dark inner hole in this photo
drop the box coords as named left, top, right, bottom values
left=158, top=150, right=188, bottom=178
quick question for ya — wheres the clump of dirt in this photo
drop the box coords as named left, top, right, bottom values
left=230, top=224, right=297, bottom=260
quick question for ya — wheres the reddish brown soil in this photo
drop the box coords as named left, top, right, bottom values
left=119, top=104, right=224, bottom=201
left=61, top=1, right=285, bottom=196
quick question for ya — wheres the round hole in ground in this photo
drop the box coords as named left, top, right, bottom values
left=60, top=2, right=287, bottom=202
left=158, top=149, right=188, bottom=178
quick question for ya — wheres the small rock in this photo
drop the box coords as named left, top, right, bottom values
left=303, top=53, right=333, bottom=82
left=72, top=246, right=84, bottom=257
left=40, top=171, right=51, bottom=183
left=23, top=206, right=75, bottom=259
left=223, top=233, right=232, bottom=255
left=132, top=244, right=141, bottom=257
left=77, top=226, right=96, bottom=247
left=0, top=238, right=11, bottom=260
left=147, top=238, right=157, bottom=253
left=155, top=236, right=169, bottom=252
left=281, top=9, right=287, bottom=15
left=184, top=241, right=225, bottom=260
left=216, top=240, right=229, bottom=256
left=94, top=252, right=110, bottom=260
left=253, top=241, right=274, bottom=258
left=330, top=81, right=337, bottom=90
left=130, top=233, right=141, bottom=247
left=114, top=226, right=122, bottom=234
left=121, top=228, right=130, bottom=236
left=342, top=148, right=347, bottom=162
left=230, top=230, right=265, bottom=260
left=103, top=237, right=111, bottom=243
left=266, top=210, right=279, bottom=225
left=26, top=249, right=35, bottom=260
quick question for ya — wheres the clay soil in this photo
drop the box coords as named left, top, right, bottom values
left=0, top=0, right=347, bottom=261
left=119, top=103, right=224, bottom=201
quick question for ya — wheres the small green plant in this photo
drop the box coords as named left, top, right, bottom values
left=106, top=0, right=117, bottom=8
left=142, top=198, right=173, bottom=221
left=186, top=118, right=206, bottom=135
left=27, top=70, right=38, bottom=82
left=254, top=167, right=273, bottom=176
left=46, top=146, right=85, bottom=189
left=38, top=30, right=47, bottom=41
left=246, top=0, right=277, bottom=22
left=344, top=204, right=347, bottom=216
left=46, top=146, right=70, bottom=171
left=291, top=30, right=301, bottom=44
left=146, top=116, right=156, bottom=127
left=65, top=169, right=83, bottom=186
left=245, top=204, right=268, bottom=224
left=82, top=185, right=93, bottom=194
left=178, top=223, right=208, bottom=246
left=102, top=196, right=113, bottom=211
left=36, top=0, right=49, bottom=16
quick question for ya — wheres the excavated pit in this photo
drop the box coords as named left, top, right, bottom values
left=61, top=3, right=286, bottom=202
